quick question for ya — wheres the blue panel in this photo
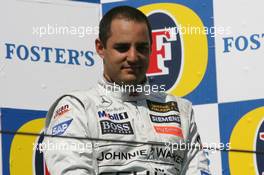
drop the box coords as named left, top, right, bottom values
left=1, top=108, right=47, bottom=175
left=71, top=0, right=100, bottom=4
left=218, top=99, right=264, bottom=175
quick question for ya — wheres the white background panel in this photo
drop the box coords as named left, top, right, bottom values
left=214, top=0, right=264, bottom=103
left=0, top=109, right=2, bottom=175
left=101, top=0, right=125, bottom=3
left=193, top=103, right=222, bottom=175
left=0, top=0, right=102, bottom=110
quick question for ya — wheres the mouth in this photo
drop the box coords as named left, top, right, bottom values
left=122, top=65, right=142, bottom=70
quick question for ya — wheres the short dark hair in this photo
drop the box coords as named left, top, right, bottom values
left=99, top=6, right=152, bottom=47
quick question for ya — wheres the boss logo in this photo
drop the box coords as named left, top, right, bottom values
left=100, top=120, right=134, bottom=135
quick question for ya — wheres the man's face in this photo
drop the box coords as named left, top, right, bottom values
left=96, top=18, right=151, bottom=85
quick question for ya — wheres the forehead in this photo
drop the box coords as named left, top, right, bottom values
left=108, top=18, right=150, bottom=43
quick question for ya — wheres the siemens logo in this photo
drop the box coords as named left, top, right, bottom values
left=4, top=43, right=95, bottom=67
left=150, top=114, right=181, bottom=124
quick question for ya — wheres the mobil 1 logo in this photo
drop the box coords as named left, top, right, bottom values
left=100, top=120, right=134, bottom=135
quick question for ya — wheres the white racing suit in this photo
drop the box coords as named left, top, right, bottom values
left=44, top=78, right=211, bottom=175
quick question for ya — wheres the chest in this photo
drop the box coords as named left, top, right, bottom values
left=89, top=98, right=186, bottom=144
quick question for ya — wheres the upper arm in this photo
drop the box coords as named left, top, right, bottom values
left=44, top=96, right=96, bottom=175
left=180, top=103, right=211, bottom=175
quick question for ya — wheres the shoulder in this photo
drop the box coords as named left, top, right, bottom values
left=149, top=91, right=192, bottom=106
left=64, top=88, right=98, bottom=108
left=45, top=88, right=97, bottom=129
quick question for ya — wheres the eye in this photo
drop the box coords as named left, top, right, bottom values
left=136, top=45, right=150, bottom=54
left=114, top=44, right=130, bottom=53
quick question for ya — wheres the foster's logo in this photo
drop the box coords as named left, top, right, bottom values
left=139, top=3, right=209, bottom=97
left=147, top=10, right=181, bottom=91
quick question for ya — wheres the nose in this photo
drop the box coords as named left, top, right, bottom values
left=127, top=46, right=138, bottom=63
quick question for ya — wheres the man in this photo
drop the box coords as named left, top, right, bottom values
left=44, top=6, right=211, bottom=175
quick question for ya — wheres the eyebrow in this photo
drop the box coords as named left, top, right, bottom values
left=113, top=43, right=130, bottom=46
left=137, top=42, right=150, bottom=46
left=113, top=42, right=150, bottom=46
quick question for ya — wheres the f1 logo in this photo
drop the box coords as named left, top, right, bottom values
left=147, top=28, right=177, bottom=76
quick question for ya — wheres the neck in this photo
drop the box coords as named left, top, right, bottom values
left=103, top=73, right=146, bottom=86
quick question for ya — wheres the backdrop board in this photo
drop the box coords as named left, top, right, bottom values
left=0, top=0, right=102, bottom=111
left=0, top=0, right=264, bottom=174
left=103, top=0, right=220, bottom=173
left=0, top=0, right=101, bottom=174
left=102, top=0, right=264, bottom=174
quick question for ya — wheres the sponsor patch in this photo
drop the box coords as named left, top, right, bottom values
left=154, top=125, right=183, bottom=138
left=99, top=169, right=165, bottom=175
left=96, top=95, right=113, bottom=108
left=54, top=104, right=70, bottom=119
left=150, top=114, right=181, bottom=124
left=99, top=168, right=167, bottom=175
left=147, top=100, right=179, bottom=113
left=100, top=120, right=134, bottom=135
left=200, top=170, right=210, bottom=175
left=98, top=111, right=128, bottom=120
left=97, top=145, right=183, bottom=164
left=52, top=119, right=73, bottom=136
left=97, top=149, right=148, bottom=161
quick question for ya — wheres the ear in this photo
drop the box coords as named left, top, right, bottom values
left=95, top=38, right=105, bottom=59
